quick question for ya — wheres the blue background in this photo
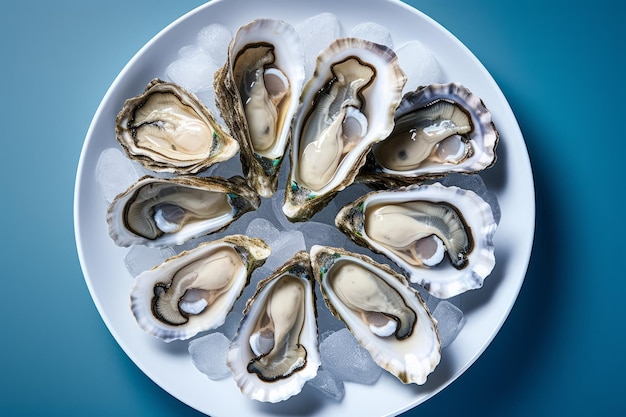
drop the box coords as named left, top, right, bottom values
left=1, top=0, right=622, bottom=415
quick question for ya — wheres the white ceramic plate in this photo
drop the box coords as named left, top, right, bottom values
left=74, top=0, right=535, bottom=416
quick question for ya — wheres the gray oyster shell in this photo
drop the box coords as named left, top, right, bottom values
left=335, top=182, right=497, bottom=298
left=130, top=235, right=271, bottom=342
left=282, top=37, right=406, bottom=222
left=360, top=82, right=498, bottom=187
left=116, top=78, right=239, bottom=174
left=214, top=19, right=305, bottom=198
left=227, top=251, right=320, bottom=403
left=107, top=175, right=260, bottom=247
left=310, top=245, right=440, bottom=384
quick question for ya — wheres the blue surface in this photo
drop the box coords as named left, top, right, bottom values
left=1, top=0, right=622, bottom=415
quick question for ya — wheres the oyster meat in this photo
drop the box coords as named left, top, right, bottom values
left=310, top=245, right=441, bottom=384
left=227, top=251, right=320, bottom=403
left=214, top=18, right=305, bottom=197
left=107, top=175, right=260, bottom=247
left=361, top=82, right=498, bottom=186
left=282, top=37, right=406, bottom=221
left=116, top=78, right=239, bottom=174
left=335, top=182, right=497, bottom=298
left=130, top=235, right=270, bottom=342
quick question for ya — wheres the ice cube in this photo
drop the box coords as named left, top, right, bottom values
left=439, top=173, right=501, bottom=224
left=196, top=24, right=232, bottom=66
left=298, top=221, right=348, bottom=251
left=124, top=245, right=176, bottom=277
left=222, top=210, right=257, bottom=237
left=308, top=368, right=345, bottom=401
left=425, top=292, right=441, bottom=314
left=165, top=48, right=216, bottom=93
left=431, top=300, right=465, bottom=348
left=254, top=195, right=278, bottom=228
left=295, top=13, right=342, bottom=79
left=193, top=87, right=223, bottom=126
left=350, top=22, right=393, bottom=49
left=170, top=235, right=211, bottom=254
left=245, top=217, right=281, bottom=243
left=320, top=328, right=382, bottom=384
left=250, top=263, right=274, bottom=284
left=188, top=332, right=231, bottom=380
left=271, top=188, right=301, bottom=231
left=219, top=306, right=244, bottom=340
left=447, top=293, right=464, bottom=310
left=177, top=44, right=202, bottom=58
left=395, top=40, right=444, bottom=93
left=263, top=229, right=307, bottom=271
left=96, top=148, right=141, bottom=203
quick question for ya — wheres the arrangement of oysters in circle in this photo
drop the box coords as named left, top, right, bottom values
left=116, top=78, right=239, bottom=174
left=100, top=15, right=505, bottom=405
left=130, top=235, right=270, bottom=342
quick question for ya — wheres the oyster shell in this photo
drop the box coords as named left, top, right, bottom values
left=282, top=37, right=406, bottom=221
left=214, top=18, right=305, bottom=197
left=116, top=78, right=239, bottom=174
left=335, top=182, right=497, bottom=298
left=361, top=83, right=498, bottom=186
left=227, top=251, right=320, bottom=403
left=107, top=175, right=260, bottom=247
left=130, top=235, right=270, bottom=342
left=310, top=245, right=441, bottom=384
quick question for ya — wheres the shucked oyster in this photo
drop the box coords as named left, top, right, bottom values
left=282, top=37, right=406, bottom=221
left=335, top=182, right=497, bottom=299
left=116, top=79, right=239, bottom=174
left=361, top=83, right=498, bottom=186
left=227, top=251, right=320, bottom=403
left=310, top=245, right=441, bottom=384
left=107, top=175, right=260, bottom=247
left=214, top=18, right=305, bottom=197
left=130, top=235, right=270, bottom=342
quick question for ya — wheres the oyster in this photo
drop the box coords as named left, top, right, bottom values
left=310, top=245, right=440, bottom=384
left=227, top=251, right=320, bottom=403
left=214, top=18, right=305, bottom=197
left=282, top=37, right=406, bottom=221
left=335, top=182, right=497, bottom=299
left=361, top=83, right=498, bottom=186
left=116, top=78, right=239, bottom=174
left=107, top=175, right=260, bottom=247
left=130, top=235, right=270, bottom=342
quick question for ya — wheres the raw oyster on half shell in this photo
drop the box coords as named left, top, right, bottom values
left=116, top=78, right=239, bottom=174
left=130, top=235, right=270, bottom=342
left=335, top=182, right=497, bottom=299
left=107, top=175, right=260, bottom=247
left=227, top=251, right=320, bottom=403
left=282, top=37, right=406, bottom=221
left=361, top=83, right=498, bottom=187
left=310, top=245, right=440, bottom=384
left=214, top=18, right=305, bottom=197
